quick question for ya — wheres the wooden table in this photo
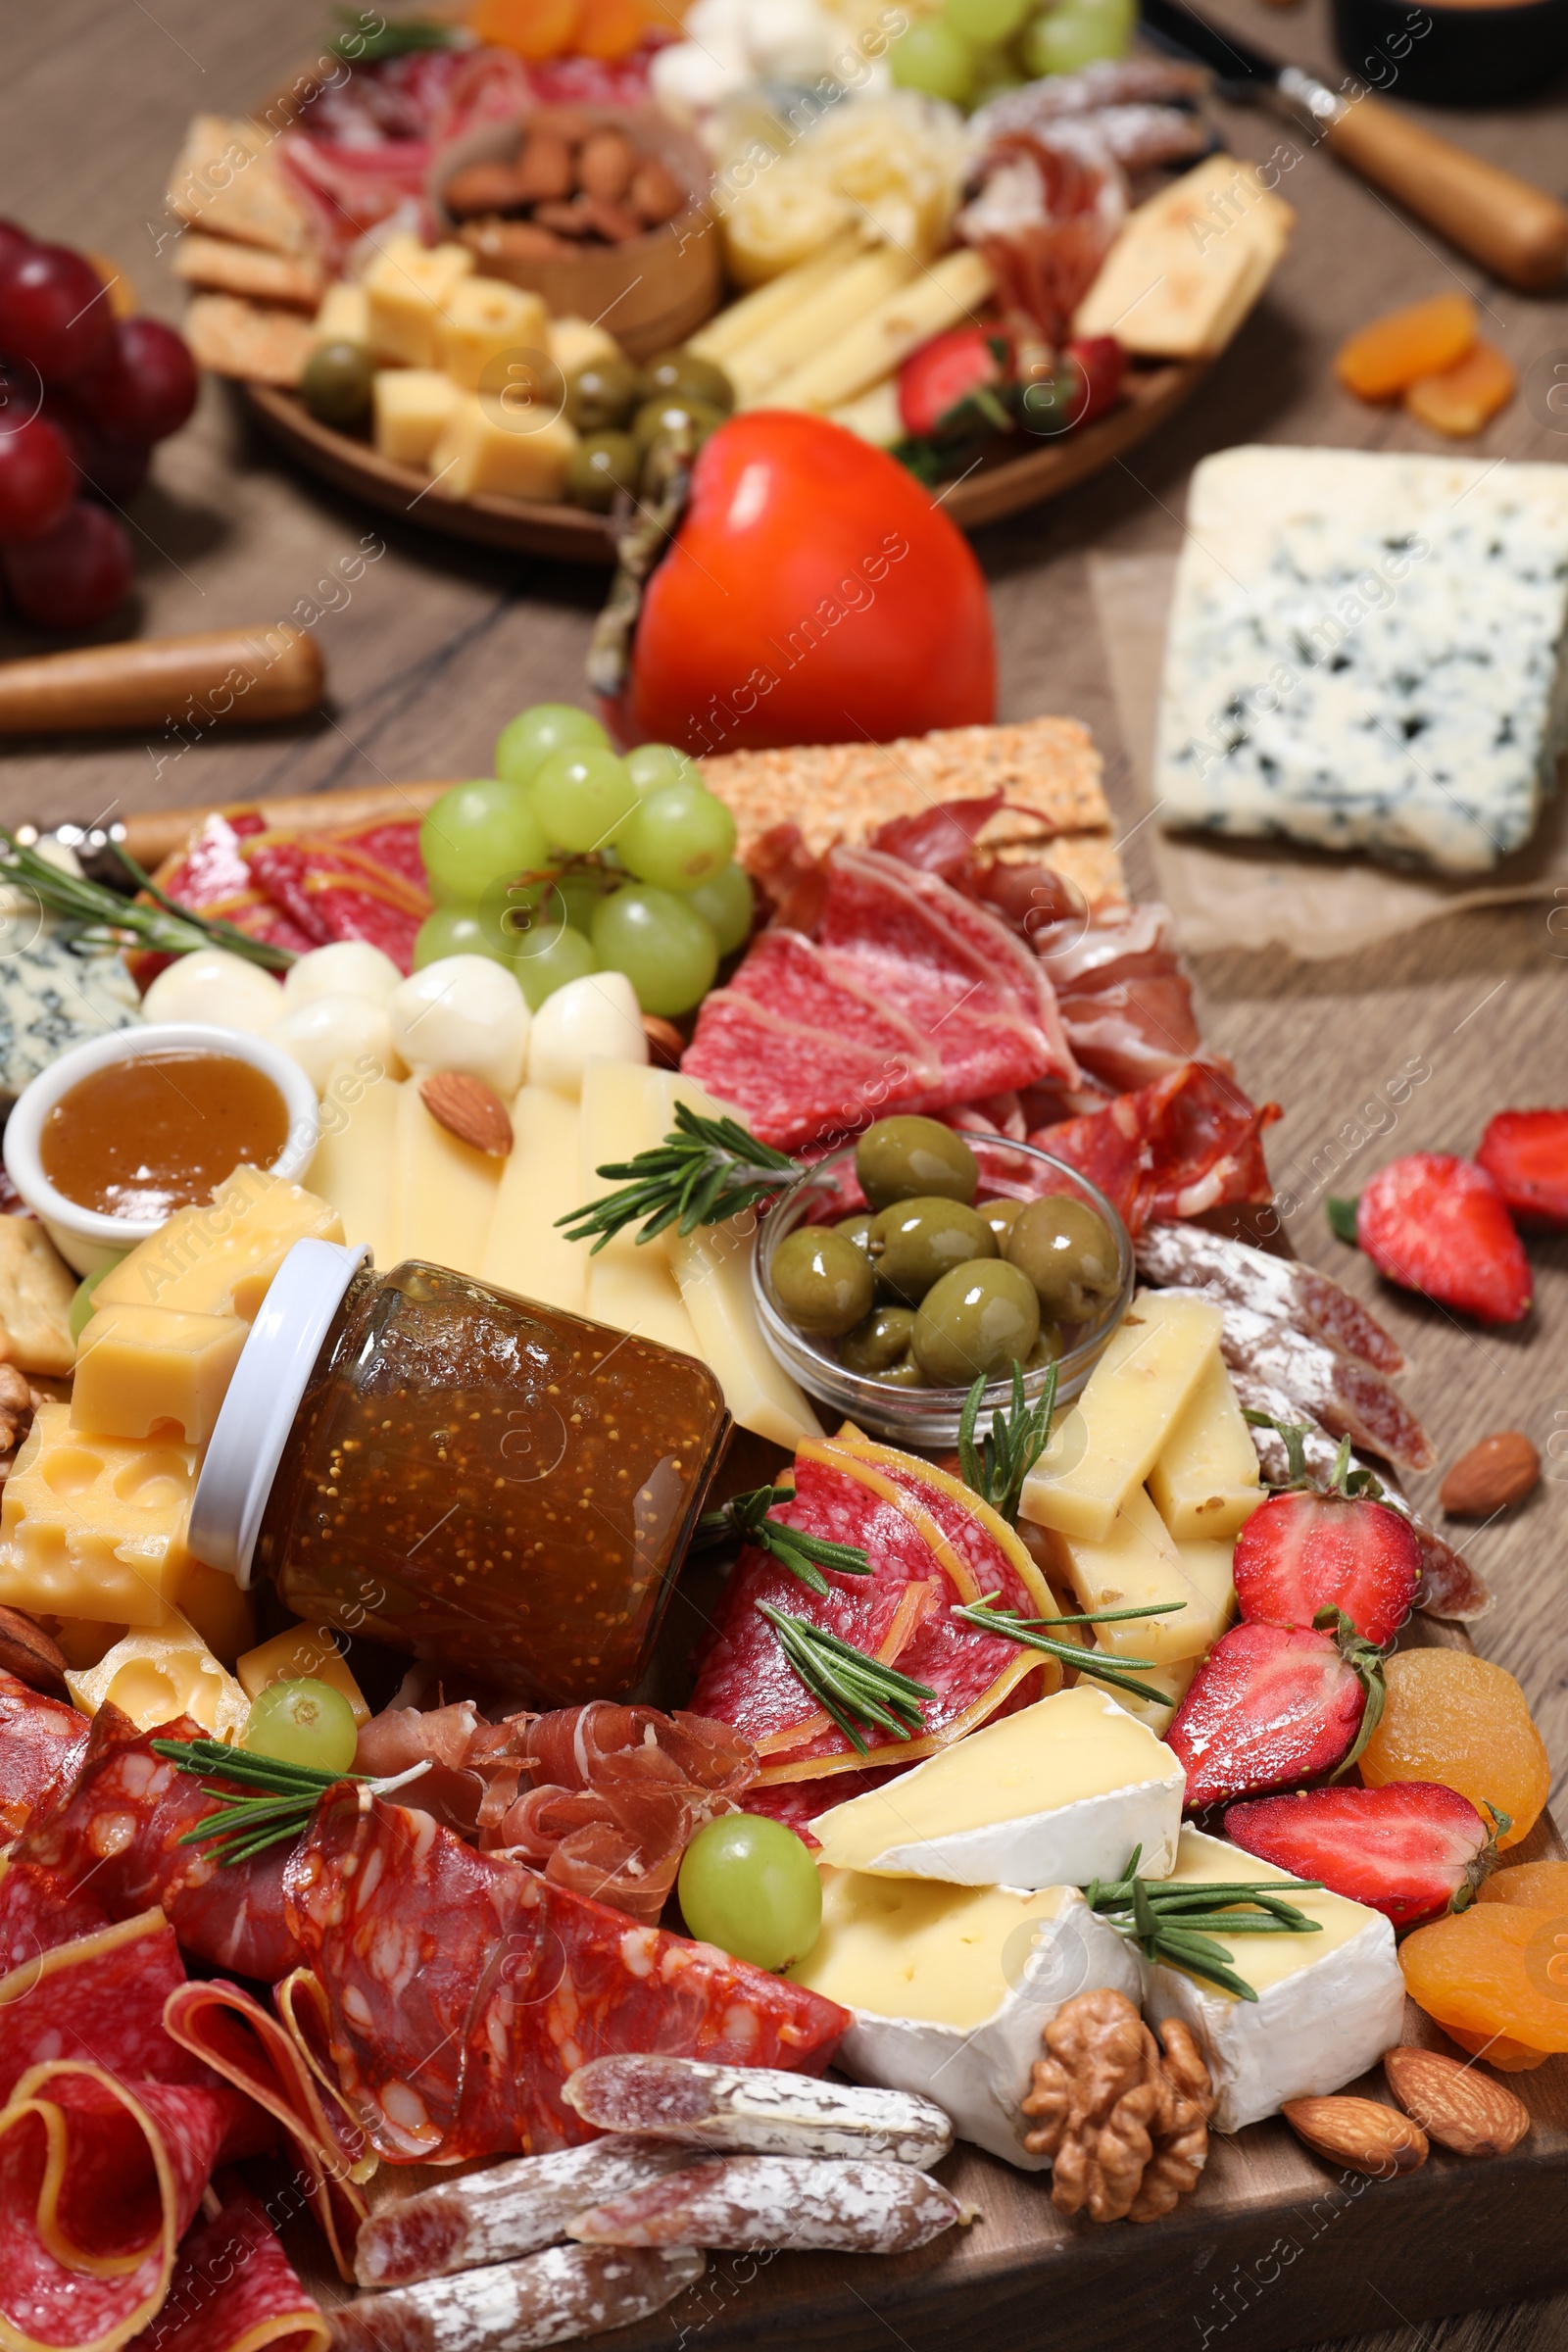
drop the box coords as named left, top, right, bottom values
left=4, top=9, right=1568, bottom=2348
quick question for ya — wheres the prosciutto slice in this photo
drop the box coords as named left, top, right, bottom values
left=1033, top=1060, right=1280, bottom=1235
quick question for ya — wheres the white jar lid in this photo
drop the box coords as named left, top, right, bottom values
left=190, top=1238, right=368, bottom=1590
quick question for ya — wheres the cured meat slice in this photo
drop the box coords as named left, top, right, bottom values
left=568, top=2154, right=964, bottom=2253
left=1033, top=1060, right=1280, bottom=1235
left=354, top=2140, right=697, bottom=2287
left=325, top=2245, right=705, bottom=2352
left=1028, top=904, right=1206, bottom=1092
left=0, top=1670, right=87, bottom=1841
left=1173, top=1294, right=1435, bottom=1472
left=739, top=1764, right=904, bottom=1841
left=0, top=1859, right=110, bottom=1976
left=10, top=1706, right=303, bottom=1982
left=153, top=811, right=430, bottom=976
left=130, top=2182, right=327, bottom=2352
left=725, top=930, right=940, bottom=1074
left=281, top=1791, right=849, bottom=2165
left=1135, top=1223, right=1403, bottom=1374
left=0, top=1914, right=217, bottom=2102
left=564, top=2055, right=954, bottom=2166
left=678, top=988, right=936, bottom=1152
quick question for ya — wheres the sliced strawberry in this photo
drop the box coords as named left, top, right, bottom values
left=1476, top=1107, right=1568, bottom=1227
left=1166, top=1615, right=1384, bottom=1811
left=1353, top=1152, right=1532, bottom=1324
left=1223, top=1783, right=1501, bottom=1927
left=1233, top=1488, right=1420, bottom=1647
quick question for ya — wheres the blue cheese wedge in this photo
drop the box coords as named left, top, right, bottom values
left=0, top=900, right=140, bottom=1102
left=1139, top=1828, right=1406, bottom=2132
left=1154, top=446, right=1568, bottom=874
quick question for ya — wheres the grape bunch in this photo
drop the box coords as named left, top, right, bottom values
left=0, top=218, right=197, bottom=630
left=891, top=0, right=1133, bottom=107
left=416, top=702, right=753, bottom=1017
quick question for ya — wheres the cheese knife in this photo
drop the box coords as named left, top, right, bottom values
left=1141, top=0, right=1568, bottom=290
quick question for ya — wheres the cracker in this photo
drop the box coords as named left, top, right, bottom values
left=1034, top=833, right=1127, bottom=909
left=166, top=114, right=316, bottom=258
left=183, top=294, right=315, bottom=387
left=173, top=232, right=324, bottom=310
left=0, top=1219, right=77, bottom=1379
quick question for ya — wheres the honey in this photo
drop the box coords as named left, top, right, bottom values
left=40, top=1049, right=290, bottom=1223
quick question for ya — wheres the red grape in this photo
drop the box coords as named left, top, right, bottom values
left=2, top=500, right=133, bottom=628
left=73, top=317, right=198, bottom=444
left=0, top=222, right=34, bottom=276
left=0, top=245, right=115, bottom=383
left=0, top=415, right=74, bottom=541
left=41, top=391, right=149, bottom=503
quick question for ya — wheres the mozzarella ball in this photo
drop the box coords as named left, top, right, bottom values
left=268, top=994, right=400, bottom=1096
left=283, top=941, right=404, bottom=1009
left=388, top=955, right=531, bottom=1097
left=525, top=970, right=647, bottom=1101
left=141, top=949, right=286, bottom=1036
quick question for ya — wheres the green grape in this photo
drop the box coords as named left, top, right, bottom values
left=530, top=746, right=641, bottom=856
left=420, top=779, right=549, bottom=906
left=685, top=861, right=755, bottom=956
left=1020, top=0, right=1134, bottom=75
left=241, top=1678, right=360, bottom=1775
left=494, top=703, right=609, bottom=789
left=890, top=19, right=974, bottom=102
left=414, top=904, right=507, bottom=968
left=591, top=884, right=718, bottom=1017
left=677, top=1814, right=822, bottom=1972
left=624, top=742, right=700, bottom=798
left=549, top=872, right=612, bottom=936
left=944, top=0, right=1031, bottom=44
left=510, top=923, right=599, bottom=1009
left=69, top=1265, right=112, bottom=1345
left=616, top=782, right=737, bottom=892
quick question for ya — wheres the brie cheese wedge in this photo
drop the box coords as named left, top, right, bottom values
left=808, top=1687, right=1184, bottom=1888
left=790, top=1871, right=1142, bottom=2169
left=1140, top=1829, right=1406, bottom=2132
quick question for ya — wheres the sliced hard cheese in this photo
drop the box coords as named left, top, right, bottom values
left=1020, top=1291, right=1221, bottom=1543
left=1174, top=1530, right=1237, bottom=1635
left=1045, top=1484, right=1228, bottom=1665
left=394, top=1079, right=501, bottom=1277
left=809, top=1685, right=1183, bottom=1887
left=579, top=1059, right=703, bottom=1360
left=71, top=1301, right=247, bottom=1445
left=1098, top=1650, right=1198, bottom=1738
left=1149, top=1351, right=1262, bottom=1542
left=67, top=1606, right=248, bottom=1740
left=1073, top=155, right=1293, bottom=360
left=0, top=1400, right=202, bottom=1627
left=309, top=1058, right=404, bottom=1269
left=791, top=1872, right=1143, bottom=2169
left=236, top=1621, right=370, bottom=1725
left=94, top=1166, right=344, bottom=1322
left=482, top=1084, right=587, bottom=1314
left=1140, top=1828, right=1406, bottom=2132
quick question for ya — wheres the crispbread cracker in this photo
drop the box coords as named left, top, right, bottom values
left=0, top=1219, right=77, bottom=1379
left=1031, top=833, right=1126, bottom=908
left=167, top=114, right=317, bottom=257
left=1073, top=155, right=1293, bottom=360
left=184, top=294, right=315, bottom=387
left=173, top=232, right=324, bottom=310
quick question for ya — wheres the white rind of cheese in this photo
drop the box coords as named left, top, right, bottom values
left=1154, top=445, right=1568, bottom=876
left=809, top=1687, right=1183, bottom=1888
left=1139, top=1829, right=1407, bottom=2132
left=792, top=1874, right=1143, bottom=2170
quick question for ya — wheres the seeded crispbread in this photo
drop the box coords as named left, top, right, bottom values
left=173, top=232, right=324, bottom=311
left=183, top=293, right=315, bottom=387
left=167, top=114, right=318, bottom=257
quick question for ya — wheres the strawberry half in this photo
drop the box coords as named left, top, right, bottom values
left=1224, top=1783, right=1503, bottom=1928
left=1476, top=1107, right=1568, bottom=1227
left=1350, top=1152, right=1532, bottom=1324
left=1166, top=1613, right=1385, bottom=1812
left=1233, top=1487, right=1420, bottom=1646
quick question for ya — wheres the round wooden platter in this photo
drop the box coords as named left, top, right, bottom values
left=243, top=356, right=1206, bottom=567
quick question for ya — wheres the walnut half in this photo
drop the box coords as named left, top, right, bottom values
left=1022, top=1987, right=1215, bottom=2224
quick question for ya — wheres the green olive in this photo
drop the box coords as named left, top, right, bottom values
left=632, top=392, right=727, bottom=457
left=771, top=1226, right=874, bottom=1338
left=1004, top=1196, right=1122, bottom=1324
left=856, top=1116, right=978, bottom=1212
left=911, top=1259, right=1042, bottom=1388
left=979, top=1197, right=1023, bottom=1250
left=566, top=430, right=640, bottom=512
left=836, top=1212, right=876, bottom=1253
left=869, top=1197, right=995, bottom=1304
left=879, top=1348, right=926, bottom=1388
left=838, top=1303, right=916, bottom=1377
left=638, top=349, right=735, bottom=415
left=1023, top=1322, right=1064, bottom=1369
left=565, top=357, right=641, bottom=434
left=301, top=340, right=373, bottom=429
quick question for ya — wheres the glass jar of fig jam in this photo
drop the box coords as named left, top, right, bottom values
left=191, top=1241, right=728, bottom=1703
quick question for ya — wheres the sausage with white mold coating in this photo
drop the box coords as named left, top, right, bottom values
left=567, top=2155, right=968, bottom=2253
left=328, top=2244, right=705, bottom=2351
left=562, top=2053, right=955, bottom=2165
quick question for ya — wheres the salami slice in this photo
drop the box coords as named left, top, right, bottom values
left=126, top=2182, right=327, bottom=2352
left=326, top=2245, right=705, bottom=2352
left=1135, top=1223, right=1404, bottom=1374
left=0, top=1914, right=210, bottom=2102
left=282, top=1791, right=849, bottom=2164
left=1171, top=1294, right=1435, bottom=1472
left=354, top=2139, right=696, bottom=2287
left=568, top=2154, right=965, bottom=2253
left=0, top=1669, right=87, bottom=1841
left=564, top=2055, right=954, bottom=2166
left=0, top=1858, right=110, bottom=1977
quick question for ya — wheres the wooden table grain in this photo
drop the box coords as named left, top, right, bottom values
left=4, top=8, right=1568, bottom=2348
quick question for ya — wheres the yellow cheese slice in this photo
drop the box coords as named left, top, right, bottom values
left=579, top=1060, right=703, bottom=1360
left=1157, top=1826, right=1382, bottom=1995
left=67, top=1606, right=248, bottom=1740
left=1044, top=1483, right=1228, bottom=1664
left=1072, top=156, right=1294, bottom=360
left=794, top=1871, right=1082, bottom=2034
left=94, top=1166, right=344, bottom=1323
left=309, top=1058, right=403, bottom=1270
left=1149, top=1350, right=1262, bottom=1542
left=1097, top=1650, right=1198, bottom=1737
left=482, top=1084, right=587, bottom=1315
left=71, top=1301, right=247, bottom=1446
left=1020, top=1291, right=1221, bottom=1543
left=237, top=1621, right=370, bottom=1725
left=394, top=1079, right=502, bottom=1278
left=0, top=1401, right=202, bottom=1627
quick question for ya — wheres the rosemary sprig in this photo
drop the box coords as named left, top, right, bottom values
left=952, top=1590, right=1185, bottom=1705
left=695, top=1484, right=870, bottom=1596
left=152, top=1738, right=429, bottom=1864
left=1082, top=1844, right=1325, bottom=2002
left=328, top=8, right=463, bottom=60
left=956, top=1359, right=1058, bottom=1526
left=758, top=1602, right=937, bottom=1759
left=557, top=1102, right=801, bottom=1253
left=0, top=830, right=295, bottom=971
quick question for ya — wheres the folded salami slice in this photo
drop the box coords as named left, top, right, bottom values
left=0, top=1913, right=210, bottom=2102
left=563, top=2055, right=955, bottom=2166
left=327, top=2245, right=705, bottom=2352
left=1135, top=1223, right=1404, bottom=1374
left=354, top=2138, right=696, bottom=2287
left=0, top=1857, right=110, bottom=1977
left=568, top=2155, right=965, bottom=2253
left=0, top=1668, right=87, bottom=1841
left=128, top=2181, right=328, bottom=2352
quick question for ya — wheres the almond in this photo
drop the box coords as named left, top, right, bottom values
left=0, top=1603, right=69, bottom=1693
left=1383, top=2046, right=1531, bottom=2158
left=1282, top=2094, right=1428, bottom=2176
left=1440, top=1430, right=1539, bottom=1516
left=642, top=1014, right=685, bottom=1070
left=418, top=1072, right=514, bottom=1158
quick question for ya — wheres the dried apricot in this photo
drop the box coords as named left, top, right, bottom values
left=1404, top=340, right=1516, bottom=438
left=1358, top=1649, right=1547, bottom=1849
left=1481, top=1859, right=1568, bottom=1912
left=1400, top=1901, right=1568, bottom=2068
left=1334, top=293, right=1477, bottom=402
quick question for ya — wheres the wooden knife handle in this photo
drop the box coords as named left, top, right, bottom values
left=1322, top=94, right=1568, bottom=292
left=0, top=624, right=325, bottom=738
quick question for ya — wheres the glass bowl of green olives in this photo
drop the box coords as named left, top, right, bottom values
left=752, top=1114, right=1134, bottom=1446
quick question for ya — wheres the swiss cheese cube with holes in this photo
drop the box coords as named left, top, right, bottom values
left=0, top=1400, right=203, bottom=1627
left=72, top=1301, right=248, bottom=1446
left=67, top=1607, right=248, bottom=1740
left=440, top=276, right=550, bottom=393
left=364, top=233, right=474, bottom=368
left=92, top=1165, right=343, bottom=1323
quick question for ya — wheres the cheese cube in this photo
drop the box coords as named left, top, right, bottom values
left=314, top=282, right=369, bottom=346
left=580, top=1060, right=703, bottom=1361
left=810, top=1687, right=1183, bottom=1887
left=373, top=368, right=460, bottom=467
left=1098, top=1651, right=1198, bottom=1738
left=1140, top=1828, right=1406, bottom=2131
left=237, top=1622, right=369, bottom=1725
left=93, top=1167, right=344, bottom=1323
left=428, top=392, right=577, bottom=503
left=482, top=1085, right=587, bottom=1315
left=441, top=276, right=550, bottom=393
left=0, top=1402, right=201, bottom=1628
left=1073, top=156, right=1293, bottom=360
left=72, top=1301, right=247, bottom=1445
left=175, top=1559, right=256, bottom=1668
left=394, top=1080, right=501, bottom=1279
left=365, top=233, right=473, bottom=368
left=67, top=1607, right=248, bottom=1740
left=790, top=1873, right=1143, bottom=2170
left=1149, top=1351, right=1262, bottom=1542
left=548, top=316, right=623, bottom=381
left=1046, top=1485, right=1229, bottom=1665
left=1020, top=1292, right=1222, bottom=1544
